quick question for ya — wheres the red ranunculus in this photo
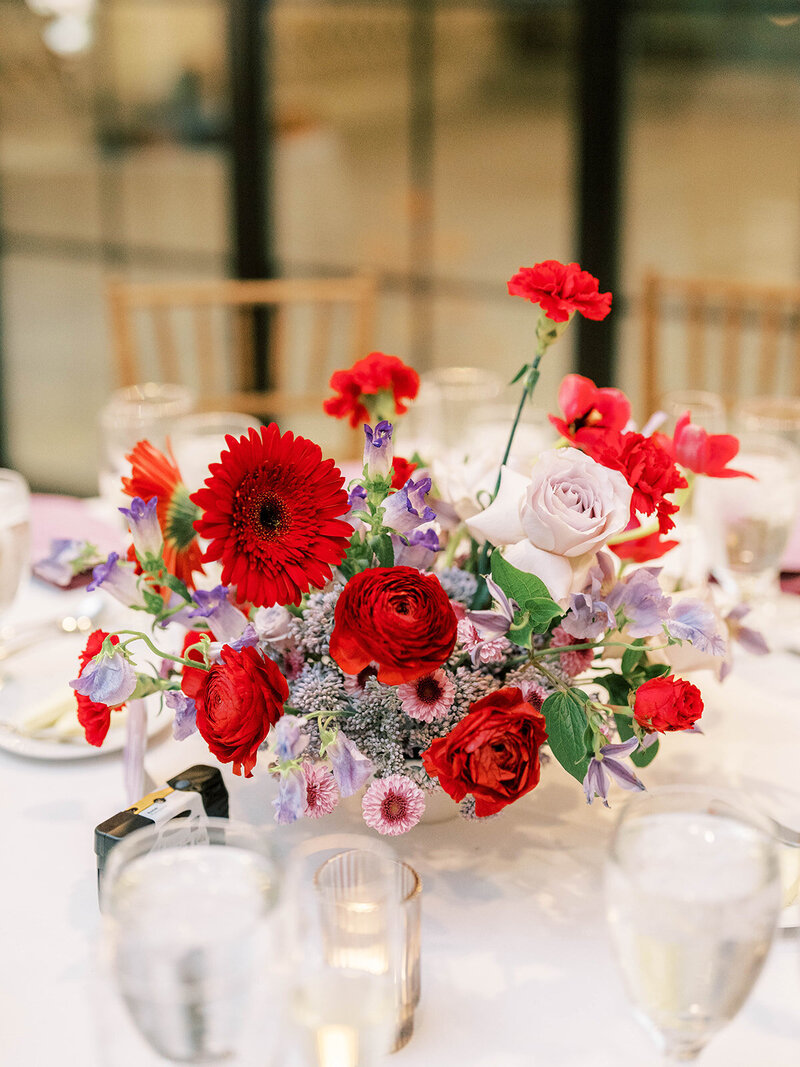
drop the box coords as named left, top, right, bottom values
left=180, top=630, right=213, bottom=701
left=390, top=455, right=418, bottom=489
left=672, top=413, right=755, bottom=479
left=633, top=675, right=703, bottom=733
left=194, top=645, right=288, bottom=777
left=549, top=373, right=631, bottom=448
left=610, top=528, right=680, bottom=564
left=330, top=566, right=457, bottom=685
left=507, top=260, right=612, bottom=323
left=591, top=431, right=688, bottom=535
left=74, top=629, right=125, bottom=746
left=422, top=687, right=548, bottom=816
left=324, top=352, right=420, bottom=428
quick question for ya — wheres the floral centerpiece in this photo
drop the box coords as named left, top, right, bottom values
left=70, top=260, right=763, bottom=835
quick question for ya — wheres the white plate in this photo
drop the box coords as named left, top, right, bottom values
left=0, top=628, right=170, bottom=761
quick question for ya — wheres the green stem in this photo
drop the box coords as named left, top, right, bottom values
left=529, top=655, right=576, bottom=698
left=116, top=630, right=208, bottom=670
left=534, top=640, right=674, bottom=656
left=442, top=524, right=467, bottom=569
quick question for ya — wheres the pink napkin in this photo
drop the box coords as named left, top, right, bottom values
left=31, top=495, right=124, bottom=563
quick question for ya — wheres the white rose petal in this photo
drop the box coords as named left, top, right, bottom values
left=463, top=466, right=529, bottom=546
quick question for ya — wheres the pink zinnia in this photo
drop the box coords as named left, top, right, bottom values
left=362, top=774, right=425, bottom=835
left=398, top=669, right=455, bottom=722
left=550, top=625, right=594, bottom=677
left=518, top=680, right=549, bottom=711
left=303, top=762, right=339, bottom=818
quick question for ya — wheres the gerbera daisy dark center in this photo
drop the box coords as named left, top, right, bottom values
left=258, top=494, right=287, bottom=536
left=382, top=794, right=407, bottom=821
left=416, top=675, right=442, bottom=705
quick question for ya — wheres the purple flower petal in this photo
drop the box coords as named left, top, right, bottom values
left=273, top=716, right=309, bottom=762
left=600, top=737, right=639, bottom=760
left=363, top=421, right=394, bottom=480
left=119, top=496, right=162, bottom=560
left=165, top=691, right=197, bottom=740
left=667, top=599, right=726, bottom=657
left=189, top=585, right=249, bottom=643
left=70, top=648, right=137, bottom=706
left=381, top=476, right=436, bottom=534
left=603, top=756, right=645, bottom=793
left=583, top=758, right=609, bottom=805
left=326, top=732, right=374, bottom=797
left=272, top=768, right=305, bottom=824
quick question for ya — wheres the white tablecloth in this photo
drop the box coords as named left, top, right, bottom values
left=2, top=578, right=800, bottom=1066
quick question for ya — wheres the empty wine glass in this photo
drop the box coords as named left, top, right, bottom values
left=283, top=834, right=404, bottom=1067
left=605, top=787, right=781, bottom=1063
left=97, top=816, right=282, bottom=1066
left=659, top=390, right=727, bottom=435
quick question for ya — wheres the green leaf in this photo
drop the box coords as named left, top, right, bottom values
left=642, top=661, right=671, bottom=681
left=542, top=690, right=591, bottom=782
left=162, top=572, right=192, bottom=603
left=372, top=533, right=395, bottom=569
left=509, top=363, right=530, bottom=385
left=621, top=641, right=646, bottom=676
left=490, top=553, right=562, bottom=647
left=596, top=672, right=631, bottom=707
left=142, top=589, right=165, bottom=615
left=613, top=712, right=660, bottom=769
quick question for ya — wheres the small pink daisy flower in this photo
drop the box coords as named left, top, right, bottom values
left=302, top=762, right=339, bottom=818
left=362, top=774, right=425, bottom=835
left=397, top=669, right=455, bottom=722
left=343, top=664, right=378, bottom=695
left=550, top=625, right=594, bottom=677
left=518, top=680, right=549, bottom=711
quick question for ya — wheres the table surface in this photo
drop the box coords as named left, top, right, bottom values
left=3, top=554, right=800, bottom=1065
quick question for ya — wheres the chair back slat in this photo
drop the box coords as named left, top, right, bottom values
left=721, top=297, right=742, bottom=399
left=152, top=307, right=180, bottom=383
left=757, top=297, right=782, bottom=395
left=231, top=306, right=256, bottom=393
left=193, top=304, right=217, bottom=395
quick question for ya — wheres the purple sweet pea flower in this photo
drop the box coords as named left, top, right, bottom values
left=363, top=421, right=394, bottom=480
left=272, top=716, right=309, bottom=762
left=666, top=599, right=726, bottom=657
left=165, top=690, right=197, bottom=740
left=467, top=575, right=520, bottom=639
left=207, top=623, right=260, bottom=661
left=119, top=496, right=163, bottom=561
left=88, top=552, right=147, bottom=609
left=346, top=484, right=368, bottom=533
left=325, top=731, right=374, bottom=797
left=726, top=604, right=770, bottom=656
left=605, top=567, right=672, bottom=639
left=189, top=585, right=249, bottom=643
left=583, top=737, right=645, bottom=806
left=561, top=591, right=616, bottom=641
left=390, top=528, right=440, bottom=569
left=272, top=767, right=305, bottom=824
left=381, top=476, right=436, bottom=534
left=70, top=646, right=137, bottom=706
left=33, top=538, right=99, bottom=587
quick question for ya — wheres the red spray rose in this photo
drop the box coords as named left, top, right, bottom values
left=671, top=413, right=755, bottom=479
left=591, top=431, right=688, bottom=535
left=422, top=687, right=548, bottom=816
left=74, top=629, right=126, bottom=746
left=329, top=566, right=458, bottom=685
left=324, top=352, right=420, bottom=427
left=507, top=261, right=612, bottom=323
left=633, top=675, right=704, bottom=734
left=194, top=645, right=288, bottom=777
left=549, top=373, right=631, bottom=448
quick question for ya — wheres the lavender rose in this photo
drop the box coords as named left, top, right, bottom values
left=466, top=447, right=632, bottom=604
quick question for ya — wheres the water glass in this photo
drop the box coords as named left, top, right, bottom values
left=0, top=469, right=31, bottom=617
left=605, top=787, right=781, bottom=1063
left=695, top=431, right=800, bottom=604
left=735, top=395, right=800, bottom=449
left=659, top=389, right=727, bottom=435
left=97, top=816, right=282, bottom=1066
left=98, top=382, right=195, bottom=512
left=399, top=366, right=504, bottom=457
left=284, top=835, right=407, bottom=1067
left=171, top=411, right=262, bottom=493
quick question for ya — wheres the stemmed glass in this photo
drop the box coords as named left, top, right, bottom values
left=97, top=816, right=282, bottom=1066
left=0, top=469, right=31, bottom=674
left=283, top=834, right=404, bottom=1067
left=605, top=787, right=782, bottom=1063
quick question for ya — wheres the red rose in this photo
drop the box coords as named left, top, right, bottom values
left=75, top=629, right=125, bottom=746
left=633, top=675, right=703, bottom=733
left=194, top=645, right=288, bottom=777
left=610, top=528, right=679, bottom=564
left=507, top=261, right=612, bottom=323
left=591, top=431, right=688, bottom=535
left=180, top=630, right=213, bottom=701
left=324, top=352, right=420, bottom=427
left=330, top=566, right=457, bottom=685
left=548, top=373, right=631, bottom=448
left=390, top=455, right=418, bottom=489
left=422, top=687, right=548, bottom=816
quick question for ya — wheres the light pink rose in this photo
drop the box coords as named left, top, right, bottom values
left=465, top=447, right=632, bottom=604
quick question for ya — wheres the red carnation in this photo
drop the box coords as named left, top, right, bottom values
left=633, top=675, right=703, bottom=734
left=391, top=455, right=418, bottom=489
left=330, top=566, right=457, bottom=685
left=191, top=424, right=351, bottom=608
left=507, top=260, right=612, bottom=323
left=672, top=413, right=755, bottom=480
left=422, top=687, right=548, bottom=816
left=591, top=431, right=688, bottom=535
left=324, top=352, right=420, bottom=428
left=194, top=644, right=288, bottom=777
left=549, top=373, right=631, bottom=449
left=74, top=629, right=125, bottom=746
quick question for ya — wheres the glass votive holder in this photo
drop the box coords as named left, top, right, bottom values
left=98, top=382, right=196, bottom=512
left=316, top=853, right=422, bottom=1053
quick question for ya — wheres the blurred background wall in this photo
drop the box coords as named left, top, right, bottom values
left=1, top=0, right=800, bottom=494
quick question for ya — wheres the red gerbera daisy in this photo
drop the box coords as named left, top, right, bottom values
left=122, top=440, right=204, bottom=589
left=190, top=424, right=352, bottom=608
